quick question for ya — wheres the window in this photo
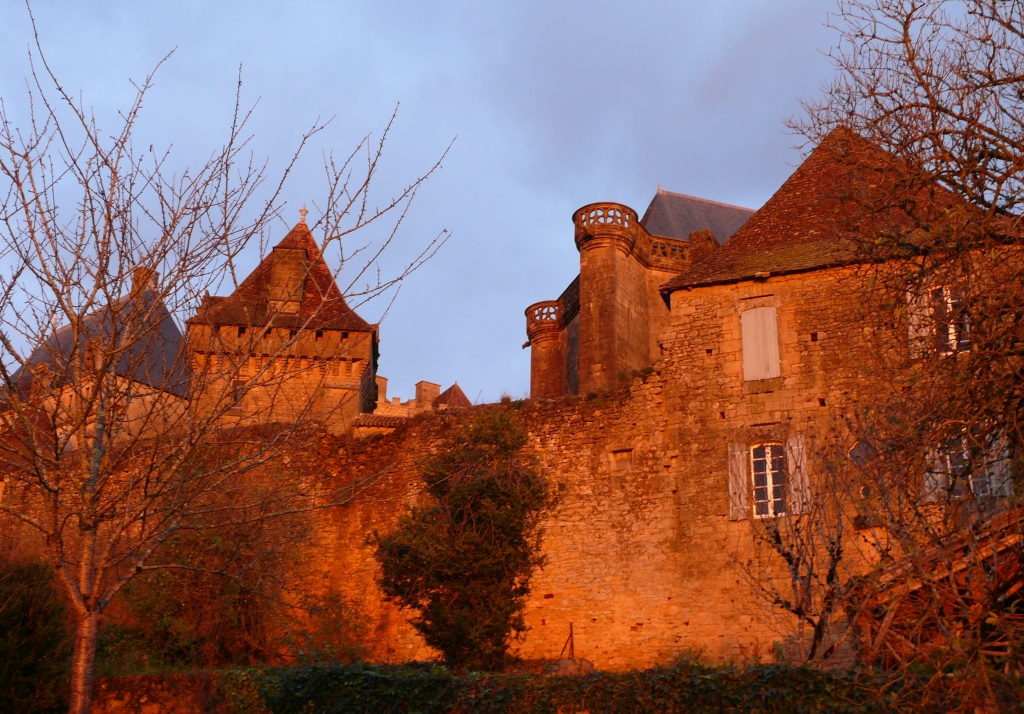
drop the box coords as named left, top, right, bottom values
left=849, top=440, right=879, bottom=466
left=315, top=330, right=324, bottom=342
left=907, top=285, right=970, bottom=358
left=728, top=435, right=809, bottom=520
left=740, top=306, right=781, bottom=381
left=230, top=380, right=246, bottom=409
left=751, top=444, right=787, bottom=517
left=611, top=449, right=633, bottom=471
left=924, top=432, right=1013, bottom=502
left=932, top=287, right=970, bottom=356
left=237, top=326, right=247, bottom=338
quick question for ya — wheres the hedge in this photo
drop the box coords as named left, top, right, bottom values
left=235, top=662, right=886, bottom=714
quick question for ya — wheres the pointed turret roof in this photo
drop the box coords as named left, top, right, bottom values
left=189, top=218, right=375, bottom=332
left=432, top=382, right=471, bottom=409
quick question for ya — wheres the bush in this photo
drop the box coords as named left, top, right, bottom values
left=0, top=560, right=71, bottom=713
left=254, top=661, right=884, bottom=714
left=375, top=410, right=556, bottom=670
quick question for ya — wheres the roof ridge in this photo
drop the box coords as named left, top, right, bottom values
left=652, top=188, right=756, bottom=213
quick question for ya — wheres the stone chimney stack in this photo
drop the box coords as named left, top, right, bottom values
left=415, top=380, right=441, bottom=407
left=132, top=266, right=158, bottom=296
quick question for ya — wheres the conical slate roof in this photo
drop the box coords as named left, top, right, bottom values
left=190, top=219, right=374, bottom=332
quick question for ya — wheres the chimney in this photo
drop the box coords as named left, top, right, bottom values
left=415, top=380, right=441, bottom=407
left=132, top=266, right=158, bottom=296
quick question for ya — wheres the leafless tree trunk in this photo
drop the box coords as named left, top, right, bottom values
left=0, top=18, right=448, bottom=713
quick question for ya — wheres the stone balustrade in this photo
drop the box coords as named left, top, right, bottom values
left=525, top=300, right=562, bottom=342
left=573, top=201, right=691, bottom=271
left=573, top=202, right=639, bottom=251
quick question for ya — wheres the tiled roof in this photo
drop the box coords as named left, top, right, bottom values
left=188, top=221, right=375, bottom=333
left=660, top=129, right=973, bottom=294
left=351, top=413, right=409, bottom=429
left=13, top=290, right=187, bottom=398
left=433, top=382, right=472, bottom=409
left=640, top=189, right=755, bottom=243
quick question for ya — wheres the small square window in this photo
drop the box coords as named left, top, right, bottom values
left=315, top=330, right=324, bottom=341
left=237, top=326, right=247, bottom=338
left=612, top=449, right=633, bottom=471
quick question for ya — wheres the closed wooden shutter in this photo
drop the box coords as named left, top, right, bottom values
left=728, top=442, right=749, bottom=520
left=741, top=307, right=781, bottom=381
left=906, top=289, right=933, bottom=360
left=785, top=434, right=810, bottom=514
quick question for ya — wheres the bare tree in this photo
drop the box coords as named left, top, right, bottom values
left=0, top=27, right=448, bottom=714
left=741, top=463, right=851, bottom=663
left=775, top=0, right=1024, bottom=700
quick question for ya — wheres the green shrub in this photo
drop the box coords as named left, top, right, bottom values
left=0, top=560, right=71, bottom=713
left=254, top=661, right=885, bottom=714
left=375, top=410, right=556, bottom=670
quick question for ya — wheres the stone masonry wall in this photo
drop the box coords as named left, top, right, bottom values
left=309, top=263, right=890, bottom=670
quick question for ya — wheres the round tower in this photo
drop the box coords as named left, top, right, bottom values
left=572, top=202, right=649, bottom=394
left=525, top=300, right=564, bottom=398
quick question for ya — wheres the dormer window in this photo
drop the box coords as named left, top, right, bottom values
left=268, top=247, right=307, bottom=314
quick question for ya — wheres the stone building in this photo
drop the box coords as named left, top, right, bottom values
left=187, top=213, right=380, bottom=432
left=304, top=129, right=1015, bottom=669
left=524, top=188, right=753, bottom=398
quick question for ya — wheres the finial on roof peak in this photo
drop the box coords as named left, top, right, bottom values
left=299, top=204, right=308, bottom=224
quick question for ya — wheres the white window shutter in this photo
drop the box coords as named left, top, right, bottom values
left=728, top=442, right=749, bottom=520
left=785, top=434, right=810, bottom=514
left=906, top=289, right=932, bottom=360
left=921, top=450, right=948, bottom=503
left=741, top=307, right=781, bottom=381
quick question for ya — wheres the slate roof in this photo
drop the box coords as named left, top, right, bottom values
left=433, top=382, right=472, bottom=409
left=660, top=129, right=973, bottom=295
left=12, top=290, right=188, bottom=398
left=640, top=189, right=755, bottom=243
left=189, top=220, right=375, bottom=333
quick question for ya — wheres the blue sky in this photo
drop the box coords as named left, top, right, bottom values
left=0, top=1, right=837, bottom=403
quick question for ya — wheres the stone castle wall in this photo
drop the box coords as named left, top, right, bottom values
left=308, top=262, right=889, bottom=670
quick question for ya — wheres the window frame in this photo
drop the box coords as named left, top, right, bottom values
left=750, top=442, right=788, bottom=518
left=908, top=284, right=970, bottom=359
